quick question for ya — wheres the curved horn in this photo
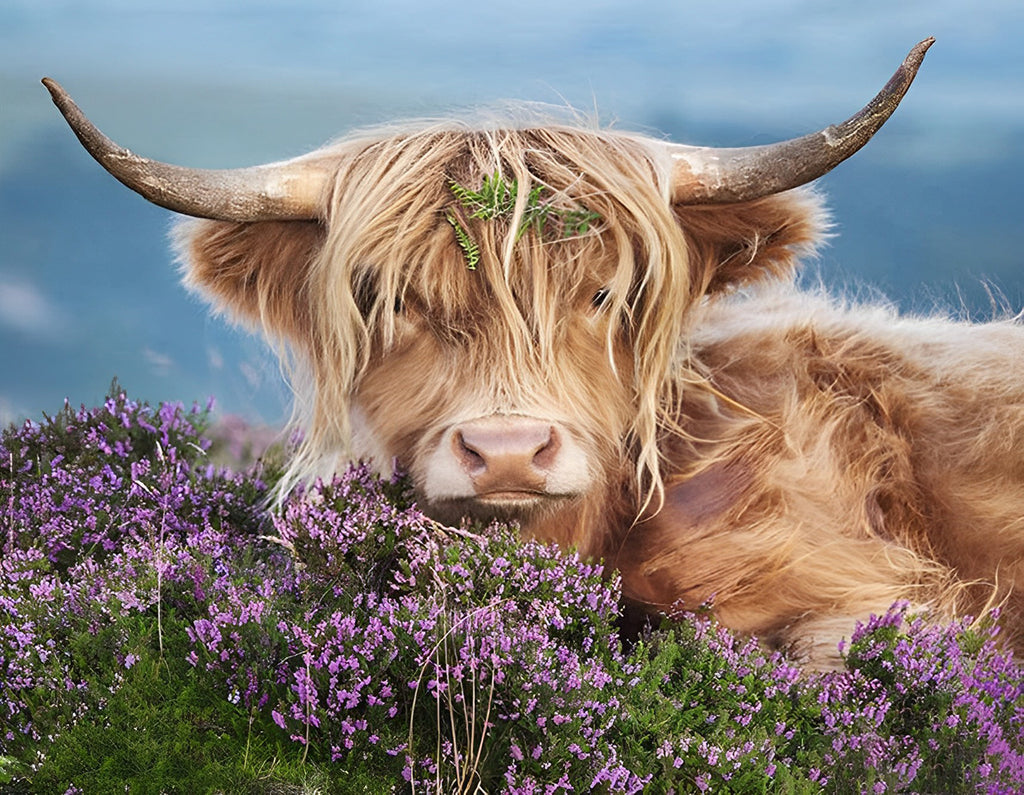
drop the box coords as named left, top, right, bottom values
left=668, top=38, right=934, bottom=204
left=42, top=78, right=329, bottom=221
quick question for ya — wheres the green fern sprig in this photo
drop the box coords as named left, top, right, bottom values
left=449, top=174, right=538, bottom=223
left=446, top=172, right=601, bottom=268
left=446, top=211, right=481, bottom=270
left=560, top=207, right=603, bottom=236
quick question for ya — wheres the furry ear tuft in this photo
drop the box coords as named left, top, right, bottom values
left=172, top=218, right=324, bottom=344
left=674, top=188, right=829, bottom=294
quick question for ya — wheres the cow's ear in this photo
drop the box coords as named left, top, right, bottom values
left=673, top=188, right=828, bottom=294
left=173, top=218, right=324, bottom=343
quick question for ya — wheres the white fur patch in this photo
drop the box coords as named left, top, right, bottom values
left=349, top=402, right=395, bottom=476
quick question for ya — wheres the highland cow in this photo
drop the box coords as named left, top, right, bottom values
left=44, top=38, right=1024, bottom=666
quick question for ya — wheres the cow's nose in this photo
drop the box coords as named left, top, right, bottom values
left=452, top=417, right=561, bottom=495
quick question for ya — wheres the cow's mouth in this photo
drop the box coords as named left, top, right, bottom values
left=476, top=489, right=547, bottom=505
left=423, top=490, right=572, bottom=526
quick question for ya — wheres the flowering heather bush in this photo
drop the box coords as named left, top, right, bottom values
left=2, top=389, right=1024, bottom=793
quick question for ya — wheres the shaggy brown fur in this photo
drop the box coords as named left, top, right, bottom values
left=175, top=120, right=1024, bottom=668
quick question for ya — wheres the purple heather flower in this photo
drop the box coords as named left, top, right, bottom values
left=4, top=393, right=1024, bottom=794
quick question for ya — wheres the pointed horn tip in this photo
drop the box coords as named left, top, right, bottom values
left=41, top=77, right=63, bottom=100
left=907, top=37, right=936, bottom=69
left=41, top=78, right=78, bottom=117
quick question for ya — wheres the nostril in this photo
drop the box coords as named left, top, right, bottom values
left=531, top=425, right=561, bottom=471
left=454, top=430, right=487, bottom=474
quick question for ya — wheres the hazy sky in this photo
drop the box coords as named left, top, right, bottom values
left=4, top=1, right=1022, bottom=120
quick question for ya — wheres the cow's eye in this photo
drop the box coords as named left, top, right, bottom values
left=592, top=288, right=611, bottom=308
left=393, top=294, right=404, bottom=314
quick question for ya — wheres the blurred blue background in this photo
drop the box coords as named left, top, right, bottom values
left=1, top=0, right=1022, bottom=425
